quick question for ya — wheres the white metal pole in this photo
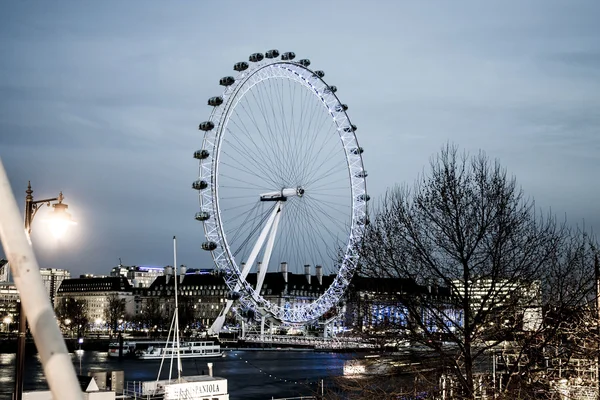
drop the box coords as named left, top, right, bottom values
left=0, top=158, right=84, bottom=400
left=173, top=236, right=182, bottom=378
left=255, top=205, right=282, bottom=298
left=208, top=202, right=281, bottom=335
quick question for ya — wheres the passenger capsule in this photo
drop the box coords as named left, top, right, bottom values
left=194, top=211, right=210, bottom=221
left=219, top=76, right=235, bottom=86
left=192, top=180, right=208, bottom=190
left=193, top=149, right=210, bottom=160
left=234, top=61, right=249, bottom=72
left=227, top=291, right=241, bottom=301
left=199, top=121, right=215, bottom=131
left=265, top=49, right=280, bottom=58
left=281, top=52, right=296, bottom=61
left=351, top=147, right=364, bottom=155
left=335, top=104, right=348, bottom=112
left=355, top=170, right=368, bottom=178
left=249, top=53, right=264, bottom=62
left=324, top=85, right=337, bottom=94
left=208, top=96, right=223, bottom=106
left=357, top=194, right=371, bottom=202
left=202, top=241, right=217, bottom=251
left=314, top=70, right=325, bottom=78
left=343, top=124, right=357, bottom=133
left=297, top=59, right=310, bottom=67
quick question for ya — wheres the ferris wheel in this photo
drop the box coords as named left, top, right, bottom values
left=193, top=49, right=368, bottom=332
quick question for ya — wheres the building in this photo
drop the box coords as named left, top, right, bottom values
left=342, top=276, right=456, bottom=334
left=0, top=282, right=19, bottom=332
left=133, top=267, right=228, bottom=329
left=452, top=278, right=542, bottom=331
left=111, top=264, right=164, bottom=288
left=133, top=264, right=336, bottom=332
left=0, top=259, right=9, bottom=282
left=55, top=276, right=134, bottom=328
left=40, top=268, right=70, bottom=306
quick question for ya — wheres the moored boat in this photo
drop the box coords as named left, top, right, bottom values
left=136, top=340, right=223, bottom=360
left=124, top=236, right=230, bottom=399
left=124, top=370, right=229, bottom=400
left=107, top=341, right=135, bottom=358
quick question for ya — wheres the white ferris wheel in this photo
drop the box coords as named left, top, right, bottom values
left=193, top=49, right=368, bottom=333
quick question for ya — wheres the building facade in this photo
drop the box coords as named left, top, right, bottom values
left=55, top=276, right=134, bottom=329
left=40, top=268, right=71, bottom=306
left=452, top=278, right=542, bottom=331
left=0, top=283, right=19, bottom=332
left=111, top=264, right=165, bottom=288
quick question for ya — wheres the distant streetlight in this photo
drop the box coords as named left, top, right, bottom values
left=3, top=316, right=12, bottom=333
left=15, top=181, right=76, bottom=400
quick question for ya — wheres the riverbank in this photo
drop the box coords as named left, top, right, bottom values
left=0, top=337, right=363, bottom=354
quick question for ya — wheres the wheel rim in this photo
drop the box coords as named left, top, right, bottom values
left=197, top=55, right=368, bottom=323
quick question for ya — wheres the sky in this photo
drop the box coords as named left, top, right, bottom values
left=0, top=1, right=599, bottom=278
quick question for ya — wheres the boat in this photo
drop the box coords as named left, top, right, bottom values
left=125, top=370, right=229, bottom=400
left=107, top=340, right=165, bottom=358
left=124, top=236, right=230, bottom=399
left=108, top=341, right=135, bottom=358
left=136, top=340, right=223, bottom=360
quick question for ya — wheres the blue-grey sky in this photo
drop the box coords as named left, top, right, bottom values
left=1, top=1, right=599, bottom=277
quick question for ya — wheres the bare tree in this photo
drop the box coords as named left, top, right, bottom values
left=179, top=295, right=199, bottom=334
left=140, top=297, right=167, bottom=337
left=359, top=144, right=597, bottom=398
left=104, top=293, right=126, bottom=337
left=55, top=297, right=88, bottom=338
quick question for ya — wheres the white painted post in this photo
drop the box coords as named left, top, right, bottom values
left=0, top=159, right=83, bottom=400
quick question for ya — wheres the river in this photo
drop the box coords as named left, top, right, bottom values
left=0, top=349, right=355, bottom=399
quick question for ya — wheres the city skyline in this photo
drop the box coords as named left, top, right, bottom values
left=1, top=1, right=599, bottom=277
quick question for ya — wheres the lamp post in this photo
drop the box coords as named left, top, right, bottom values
left=14, top=181, right=75, bottom=400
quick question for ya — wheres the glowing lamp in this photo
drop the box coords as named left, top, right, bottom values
left=45, top=198, right=76, bottom=239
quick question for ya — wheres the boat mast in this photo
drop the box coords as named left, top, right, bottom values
left=173, top=236, right=182, bottom=380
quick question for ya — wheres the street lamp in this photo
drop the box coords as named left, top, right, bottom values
left=15, top=181, right=75, bottom=400
left=3, top=315, right=12, bottom=333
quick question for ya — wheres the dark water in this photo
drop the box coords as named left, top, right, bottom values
left=0, top=349, right=354, bottom=400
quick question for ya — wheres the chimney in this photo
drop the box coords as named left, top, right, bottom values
left=280, top=262, right=288, bottom=283
left=304, top=265, right=311, bottom=285
left=179, top=264, right=186, bottom=284
left=207, top=362, right=213, bottom=377
left=164, top=265, right=173, bottom=284
left=315, top=265, right=323, bottom=285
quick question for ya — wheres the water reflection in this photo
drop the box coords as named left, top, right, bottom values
left=0, top=350, right=353, bottom=399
